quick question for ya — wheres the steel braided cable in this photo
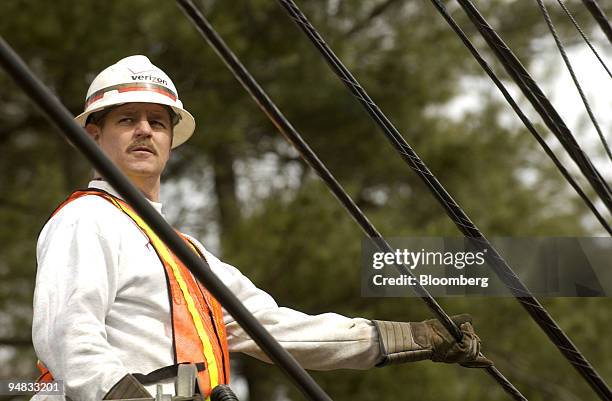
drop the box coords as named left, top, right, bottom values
left=535, top=0, right=612, bottom=164
left=452, top=2, right=612, bottom=398
left=430, top=0, right=611, bottom=235
left=174, top=1, right=527, bottom=400
left=557, top=0, right=612, bottom=79
left=581, top=0, right=612, bottom=46
left=275, top=1, right=612, bottom=400
left=455, top=0, right=612, bottom=214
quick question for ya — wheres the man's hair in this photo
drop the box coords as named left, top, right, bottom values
left=85, top=105, right=180, bottom=129
left=85, top=106, right=117, bottom=128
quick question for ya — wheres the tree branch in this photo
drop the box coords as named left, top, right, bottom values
left=343, top=0, right=402, bottom=37
left=0, top=337, right=32, bottom=347
left=0, top=197, right=40, bottom=215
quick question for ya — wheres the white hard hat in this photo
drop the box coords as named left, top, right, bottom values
left=74, top=55, right=196, bottom=148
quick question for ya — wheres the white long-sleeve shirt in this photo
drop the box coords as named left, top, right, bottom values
left=32, top=180, right=381, bottom=401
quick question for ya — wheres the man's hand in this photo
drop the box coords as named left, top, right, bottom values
left=373, top=314, right=493, bottom=368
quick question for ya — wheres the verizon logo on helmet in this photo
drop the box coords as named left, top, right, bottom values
left=131, top=74, right=168, bottom=86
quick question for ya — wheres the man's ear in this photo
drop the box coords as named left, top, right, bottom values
left=85, top=123, right=101, bottom=143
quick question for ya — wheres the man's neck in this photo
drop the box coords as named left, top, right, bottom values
left=130, top=176, right=161, bottom=202
left=89, top=179, right=164, bottom=215
left=94, top=175, right=161, bottom=202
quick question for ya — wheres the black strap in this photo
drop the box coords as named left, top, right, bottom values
left=132, top=362, right=206, bottom=385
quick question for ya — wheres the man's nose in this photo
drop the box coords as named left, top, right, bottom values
left=133, top=118, right=153, bottom=137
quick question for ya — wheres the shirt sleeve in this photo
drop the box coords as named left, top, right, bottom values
left=32, top=207, right=128, bottom=401
left=190, top=242, right=383, bottom=371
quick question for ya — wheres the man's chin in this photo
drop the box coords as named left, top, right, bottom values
left=123, top=164, right=163, bottom=179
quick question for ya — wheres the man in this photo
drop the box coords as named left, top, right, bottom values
left=32, top=55, right=491, bottom=401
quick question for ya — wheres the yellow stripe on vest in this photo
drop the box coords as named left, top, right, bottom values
left=111, top=200, right=219, bottom=393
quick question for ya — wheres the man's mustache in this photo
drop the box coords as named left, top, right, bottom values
left=127, top=140, right=157, bottom=155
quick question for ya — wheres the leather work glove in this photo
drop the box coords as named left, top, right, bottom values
left=373, top=314, right=493, bottom=368
left=103, top=373, right=152, bottom=400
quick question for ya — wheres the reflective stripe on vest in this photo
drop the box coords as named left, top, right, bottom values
left=36, top=189, right=230, bottom=398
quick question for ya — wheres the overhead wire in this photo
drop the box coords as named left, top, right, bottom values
left=274, top=0, right=612, bottom=400
left=429, top=0, right=611, bottom=235
left=174, top=0, right=528, bottom=400
left=454, top=0, right=612, bottom=213
left=0, top=36, right=333, bottom=401
left=454, top=1, right=612, bottom=397
left=557, top=0, right=612, bottom=80
left=535, top=0, right=612, bottom=164
left=581, top=0, right=612, bottom=46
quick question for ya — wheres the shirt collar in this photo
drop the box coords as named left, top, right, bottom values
left=88, top=179, right=164, bottom=215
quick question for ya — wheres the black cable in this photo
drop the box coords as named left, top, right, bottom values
left=452, top=2, right=612, bottom=398
left=275, top=1, right=611, bottom=400
left=174, top=0, right=457, bottom=339
left=581, top=0, right=612, bottom=46
left=456, top=0, right=612, bottom=215
left=211, top=385, right=240, bottom=401
left=536, top=0, right=612, bottom=164
left=557, top=0, right=612, bottom=80
left=429, top=0, right=611, bottom=235
left=174, top=1, right=527, bottom=400
left=0, top=36, right=333, bottom=401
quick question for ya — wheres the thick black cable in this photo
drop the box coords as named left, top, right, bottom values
left=557, top=0, right=612, bottom=79
left=174, top=1, right=527, bottom=400
left=448, top=2, right=612, bottom=398
left=211, top=385, right=240, bottom=401
left=275, top=1, right=612, bottom=400
left=430, top=0, right=611, bottom=235
left=581, top=0, right=612, bottom=46
left=536, top=0, right=612, bottom=164
left=0, top=36, right=333, bottom=401
left=456, top=0, right=612, bottom=215
left=174, top=0, right=457, bottom=339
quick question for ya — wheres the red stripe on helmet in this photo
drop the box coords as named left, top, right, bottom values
left=117, top=86, right=177, bottom=101
left=85, top=82, right=177, bottom=109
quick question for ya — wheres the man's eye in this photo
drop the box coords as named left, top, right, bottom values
left=119, top=117, right=133, bottom=123
left=150, top=120, right=167, bottom=128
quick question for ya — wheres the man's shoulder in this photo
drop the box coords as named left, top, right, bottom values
left=182, top=233, right=211, bottom=257
left=42, top=193, right=127, bottom=235
left=181, top=233, right=245, bottom=277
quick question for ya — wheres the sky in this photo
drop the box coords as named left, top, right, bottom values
left=438, top=28, right=611, bottom=234
left=536, top=32, right=611, bottom=176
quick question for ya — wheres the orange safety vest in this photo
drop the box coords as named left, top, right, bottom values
left=36, top=189, right=230, bottom=398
